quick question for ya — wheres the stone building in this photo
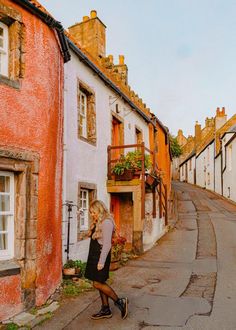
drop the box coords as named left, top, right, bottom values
left=0, top=0, right=70, bottom=321
left=63, top=10, right=171, bottom=261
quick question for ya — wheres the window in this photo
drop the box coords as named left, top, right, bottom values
left=79, top=189, right=89, bottom=231
left=0, top=21, right=8, bottom=77
left=189, top=158, right=192, bottom=171
left=77, top=182, right=97, bottom=239
left=77, top=80, right=96, bottom=144
left=79, top=91, right=87, bottom=139
left=0, top=171, right=14, bottom=260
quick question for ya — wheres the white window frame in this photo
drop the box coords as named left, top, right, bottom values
left=79, top=189, right=89, bottom=231
left=0, top=171, right=14, bottom=260
left=0, top=21, right=9, bottom=77
left=79, top=91, right=87, bottom=139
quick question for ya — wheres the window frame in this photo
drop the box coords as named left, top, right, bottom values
left=79, top=90, right=88, bottom=139
left=79, top=188, right=89, bottom=231
left=0, top=171, right=14, bottom=260
left=0, top=21, right=9, bottom=77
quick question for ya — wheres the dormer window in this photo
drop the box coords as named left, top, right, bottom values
left=0, top=22, right=8, bottom=77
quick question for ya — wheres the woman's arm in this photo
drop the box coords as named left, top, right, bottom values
left=98, top=219, right=114, bottom=268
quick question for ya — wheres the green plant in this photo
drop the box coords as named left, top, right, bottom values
left=112, top=151, right=152, bottom=175
left=74, top=260, right=87, bottom=276
left=62, top=279, right=93, bottom=296
left=169, top=135, right=182, bottom=158
left=6, top=324, right=19, bottom=330
left=63, top=259, right=76, bottom=269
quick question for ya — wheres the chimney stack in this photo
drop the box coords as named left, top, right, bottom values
left=69, top=10, right=106, bottom=59
left=194, top=121, right=202, bottom=146
left=113, top=55, right=128, bottom=85
left=215, top=106, right=227, bottom=130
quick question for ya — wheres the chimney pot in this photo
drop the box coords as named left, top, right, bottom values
left=90, top=10, right=97, bottom=18
left=119, top=55, right=125, bottom=65
left=108, top=55, right=113, bottom=63
left=83, top=16, right=89, bottom=22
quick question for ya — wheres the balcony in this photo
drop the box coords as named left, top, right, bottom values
left=107, top=142, right=168, bottom=225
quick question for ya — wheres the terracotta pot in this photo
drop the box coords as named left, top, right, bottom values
left=114, top=169, right=134, bottom=181
left=63, top=268, right=75, bottom=275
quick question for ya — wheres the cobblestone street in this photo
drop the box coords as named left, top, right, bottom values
left=37, top=182, right=236, bottom=330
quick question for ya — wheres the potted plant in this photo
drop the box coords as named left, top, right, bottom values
left=74, top=260, right=87, bottom=277
left=112, top=151, right=152, bottom=181
left=63, top=259, right=76, bottom=275
left=146, top=170, right=160, bottom=187
left=110, top=234, right=126, bottom=271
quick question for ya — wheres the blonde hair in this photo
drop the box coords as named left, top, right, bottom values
left=88, top=200, right=115, bottom=240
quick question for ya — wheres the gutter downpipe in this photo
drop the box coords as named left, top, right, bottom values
left=68, top=39, right=155, bottom=126
left=13, top=0, right=71, bottom=63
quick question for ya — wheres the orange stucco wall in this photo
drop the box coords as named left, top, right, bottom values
left=0, top=275, right=22, bottom=320
left=0, top=0, right=64, bottom=316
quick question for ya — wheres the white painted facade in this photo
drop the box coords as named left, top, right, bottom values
left=214, top=154, right=221, bottom=195
left=63, top=48, right=164, bottom=262
left=196, top=141, right=215, bottom=191
left=63, top=50, right=111, bottom=262
left=186, top=156, right=196, bottom=184
left=179, top=154, right=195, bottom=184
left=222, top=133, right=236, bottom=202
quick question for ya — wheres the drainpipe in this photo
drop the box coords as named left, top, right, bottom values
left=13, top=0, right=71, bottom=63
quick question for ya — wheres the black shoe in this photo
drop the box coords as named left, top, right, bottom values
left=91, top=306, right=112, bottom=320
left=115, top=297, right=128, bottom=319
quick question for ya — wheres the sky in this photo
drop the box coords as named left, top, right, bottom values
left=40, top=0, right=236, bottom=136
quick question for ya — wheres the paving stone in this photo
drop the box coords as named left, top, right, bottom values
left=12, top=312, right=36, bottom=326
left=36, top=302, right=59, bottom=316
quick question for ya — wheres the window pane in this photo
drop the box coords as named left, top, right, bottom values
left=0, top=38, right=3, bottom=48
left=0, top=27, right=3, bottom=37
left=0, top=176, right=10, bottom=192
left=0, top=233, right=7, bottom=250
left=80, top=216, right=84, bottom=226
left=0, top=195, right=10, bottom=211
left=0, top=215, right=8, bottom=231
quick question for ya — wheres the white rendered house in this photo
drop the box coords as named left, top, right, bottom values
left=63, top=12, right=169, bottom=261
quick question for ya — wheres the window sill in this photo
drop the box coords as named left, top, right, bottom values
left=0, top=75, right=20, bottom=89
left=0, top=259, right=21, bottom=277
left=78, top=136, right=96, bottom=147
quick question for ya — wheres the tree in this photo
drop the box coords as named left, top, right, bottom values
left=169, top=135, right=182, bottom=158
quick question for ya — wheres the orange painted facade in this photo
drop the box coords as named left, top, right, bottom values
left=0, top=0, right=64, bottom=320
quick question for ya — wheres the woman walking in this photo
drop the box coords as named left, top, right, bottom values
left=84, top=200, right=128, bottom=320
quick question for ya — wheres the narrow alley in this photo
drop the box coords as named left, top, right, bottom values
left=36, top=181, right=236, bottom=330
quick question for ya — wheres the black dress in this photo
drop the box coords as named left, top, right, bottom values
left=84, top=227, right=111, bottom=283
